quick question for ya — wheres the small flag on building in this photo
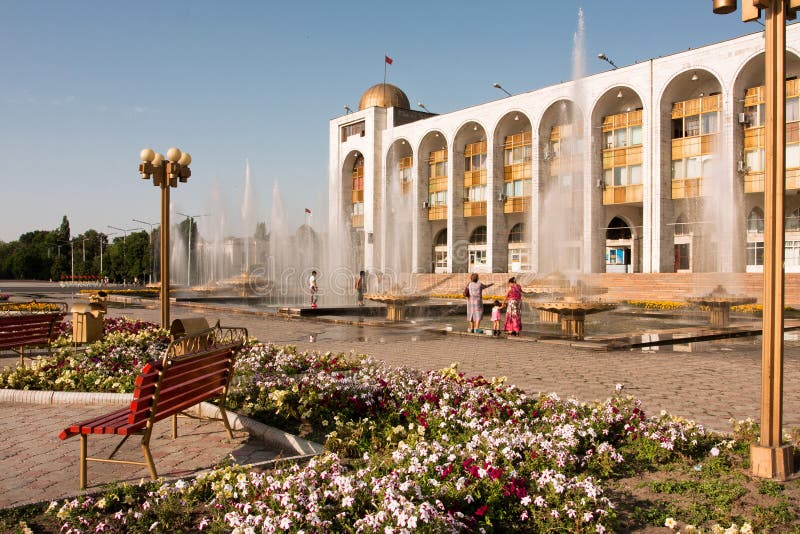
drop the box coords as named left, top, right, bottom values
left=305, top=208, right=312, bottom=214
left=385, top=55, right=393, bottom=65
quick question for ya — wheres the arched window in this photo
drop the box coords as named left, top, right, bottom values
left=508, top=223, right=525, bottom=244
left=433, top=229, right=448, bottom=272
left=748, top=208, right=765, bottom=233
left=434, top=229, right=448, bottom=246
left=606, top=217, right=632, bottom=240
left=351, top=154, right=365, bottom=227
left=787, top=207, right=800, bottom=232
left=675, top=213, right=690, bottom=236
left=507, top=223, right=530, bottom=272
left=469, top=226, right=487, bottom=245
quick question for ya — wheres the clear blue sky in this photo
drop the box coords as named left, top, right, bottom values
left=0, top=0, right=762, bottom=242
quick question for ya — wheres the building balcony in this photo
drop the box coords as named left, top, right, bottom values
left=504, top=163, right=531, bottom=181
left=744, top=168, right=800, bottom=193
left=503, top=196, right=530, bottom=213
left=463, top=201, right=487, bottom=218
left=351, top=190, right=364, bottom=202
left=351, top=215, right=364, bottom=228
left=428, top=205, right=447, bottom=221
left=603, top=184, right=643, bottom=205
left=671, top=134, right=716, bottom=159
left=672, top=178, right=702, bottom=199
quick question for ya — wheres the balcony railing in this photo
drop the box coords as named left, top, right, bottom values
left=672, top=178, right=703, bottom=199
left=744, top=168, right=800, bottom=193
left=602, top=184, right=643, bottom=205
left=463, top=201, right=487, bottom=218
left=428, top=205, right=447, bottom=221
left=503, top=196, right=530, bottom=213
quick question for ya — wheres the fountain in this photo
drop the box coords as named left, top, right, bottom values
left=522, top=272, right=616, bottom=339
left=365, top=289, right=426, bottom=321
left=686, top=284, right=756, bottom=327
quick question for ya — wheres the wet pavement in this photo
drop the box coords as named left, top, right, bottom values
left=2, top=282, right=800, bottom=508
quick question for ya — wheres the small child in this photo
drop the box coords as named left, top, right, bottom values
left=491, top=300, right=502, bottom=337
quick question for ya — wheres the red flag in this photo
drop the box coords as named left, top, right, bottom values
left=305, top=208, right=312, bottom=214
left=385, top=55, right=393, bottom=65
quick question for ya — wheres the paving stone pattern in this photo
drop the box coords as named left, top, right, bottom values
left=0, top=402, right=277, bottom=508
left=107, top=303, right=800, bottom=433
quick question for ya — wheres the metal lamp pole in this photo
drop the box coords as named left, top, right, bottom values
left=138, top=147, right=192, bottom=329
left=133, top=218, right=159, bottom=285
left=713, top=0, right=797, bottom=480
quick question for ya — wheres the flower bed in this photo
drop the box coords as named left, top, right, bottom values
left=0, top=301, right=63, bottom=313
left=1, top=326, right=798, bottom=532
left=0, top=318, right=167, bottom=393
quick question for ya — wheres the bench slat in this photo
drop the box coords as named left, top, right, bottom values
left=128, top=372, right=229, bottom=424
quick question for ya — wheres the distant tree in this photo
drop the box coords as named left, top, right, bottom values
left=254, top=221, right=268, bottom=241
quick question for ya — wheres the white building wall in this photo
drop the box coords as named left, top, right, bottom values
left=329, top=26, right=800, bottom=275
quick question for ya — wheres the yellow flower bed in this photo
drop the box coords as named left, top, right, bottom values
left=430, top=293, right=502, bottom=301
left=625, top=300, right=690, bottom=311
left=0, top=302, right=62, bottom=312
left=79, top=289, right=159, bottom=297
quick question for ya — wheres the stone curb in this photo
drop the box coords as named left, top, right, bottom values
left=0, top=389, right=324, bottom=456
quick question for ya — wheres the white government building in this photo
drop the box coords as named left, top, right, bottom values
left=328, top=26, right=800, bottom=276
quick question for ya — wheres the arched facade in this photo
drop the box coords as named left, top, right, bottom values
left=329, top=26, right=800, bottom=276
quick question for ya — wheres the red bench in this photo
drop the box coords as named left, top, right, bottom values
left=0, top=304, right=67, bottom=363
left=59, top=324, right=248, bottom=489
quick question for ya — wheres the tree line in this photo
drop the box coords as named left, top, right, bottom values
left=0, top=215, right=196, bottom=284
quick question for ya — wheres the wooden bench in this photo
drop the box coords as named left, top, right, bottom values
left=58, top=323, right=248, bottom=489
left=0, top=303, right=67, bottom=364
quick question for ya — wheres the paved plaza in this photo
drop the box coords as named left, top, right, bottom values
left=1, top=282, right=799, bottom=508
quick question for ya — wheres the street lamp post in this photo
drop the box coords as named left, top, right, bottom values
left=138, top=147, right=192, bottom=329
left=713, top=0, right=797, bottom=480
left=133, top=218, right=159, bottom=285
left=492, top=83, right=512, bottom=97
left=176, top=212, right=208, bottom=287
left=108, top=225, right=143, bottom=284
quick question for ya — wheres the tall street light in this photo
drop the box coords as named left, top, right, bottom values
left=133, top=218, right=159, bottom=285
left=492, top=82, right=512, bottom=97
left=713, top=0, right=797, bottom=480
left=597, top=53, right=618, bottom=69
left=99, top=233, right=115, bottom=282
left=176, top=212, right=208, bottom=287
left=138, top=147, right=192, bottom=328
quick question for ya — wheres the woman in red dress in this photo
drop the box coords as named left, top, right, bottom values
left=503, top=277, right=523, bottom=335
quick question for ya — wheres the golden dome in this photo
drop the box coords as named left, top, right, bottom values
left=358, top=83, right=410, bottom=110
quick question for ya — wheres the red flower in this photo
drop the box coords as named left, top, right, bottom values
left=474, top=504, right=488, bottom=517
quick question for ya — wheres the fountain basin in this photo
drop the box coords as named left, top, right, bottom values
left=530, top=300, right=617, bottom=339
left=365, top=294, right=426, bottom=321
left=686, top=285, right=756, bottom=327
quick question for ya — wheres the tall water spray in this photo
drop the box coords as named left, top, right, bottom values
left=382, top=150, right=414, bottom=287
left=537, top=8, right=586, bottom=281
left=241, top=159, right=258, bottom=273
left=702, top=125, right=736, bottom=272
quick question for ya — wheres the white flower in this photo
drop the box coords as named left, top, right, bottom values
left=684, top=526, right=698, bottom=533
left=615, top=383, right=624, bottom=392
left=740, top=522, right=753, bottom=534
left=710, top=447, right=720, bottom=457
left=724, top=524, right=738, bottom=534
left=664, top=517, right=677, bottom=530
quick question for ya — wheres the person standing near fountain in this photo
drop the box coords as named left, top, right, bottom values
left=466, top=273, right=493, bottom=333
left=503, top=277, right=523, bottom=336
left=355, top=270, right=366, bottom=306
left=309, top=270, right=318, bottom=309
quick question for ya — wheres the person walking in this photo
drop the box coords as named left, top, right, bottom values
left=465, top=273, right=493, bottom=333
left=309, top=270, right=318, bottom=309
left=503, top=276, right=523, bottom=335
left=355, top=270, right=366, bottom=306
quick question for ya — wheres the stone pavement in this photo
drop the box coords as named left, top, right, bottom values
left=0, top=402, right=278, bottom=508
left=2, top=289, right=800, bottom=509
left=102, top=300, right=800, bottom=433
